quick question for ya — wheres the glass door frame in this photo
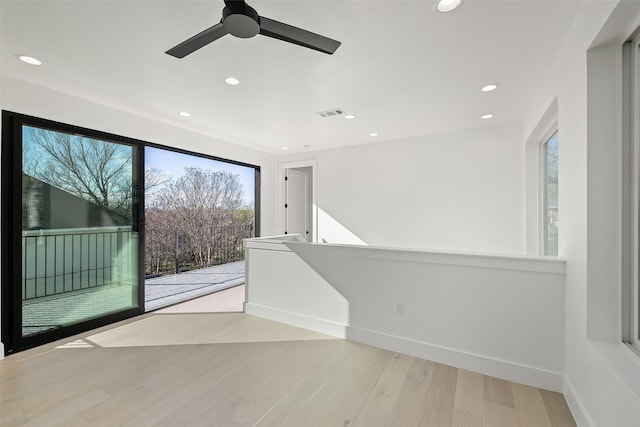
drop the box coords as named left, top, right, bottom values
left=0, top=110, right=261, bottom=355
left=1, top=111, right=146, bottom=355
left=2, top=110, right=261, bottom=355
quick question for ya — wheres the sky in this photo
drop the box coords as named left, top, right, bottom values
left=21, top=125, right=256, bottom=207
left=144, top=146, right=255, bottom=206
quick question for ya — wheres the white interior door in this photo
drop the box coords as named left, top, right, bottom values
left=285, top=169, right=310, bottom=241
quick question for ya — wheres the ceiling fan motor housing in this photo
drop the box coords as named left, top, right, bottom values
left=222, top=5, right=260, bottom=38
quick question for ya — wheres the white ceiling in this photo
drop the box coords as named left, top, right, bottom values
left=1, top=0, right=581, bottom=155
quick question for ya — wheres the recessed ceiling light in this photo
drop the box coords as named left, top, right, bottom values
left=482, top=84, right=498, bottom=92
left=16, top=54, right=42, bottom=66
left=436, top=0, right=461, bottom=13
left=344, top=114, right=356, bottom=120
left=178, top=111, right=191, bottom=117
left=225, top=77, right=240, bottom=86
left=481, top=114, right=495, bottom=119
left=369, top=132, right=379, bottom=137
left=282, top=147, right=289, bottom=150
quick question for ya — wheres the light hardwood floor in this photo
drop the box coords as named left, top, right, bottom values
left=0, top=313, right=576, bottom=427
left=155, top=285, right=245, bottom=314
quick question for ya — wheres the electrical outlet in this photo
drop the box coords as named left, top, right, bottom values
left=395, top=303, right=404, bottom=315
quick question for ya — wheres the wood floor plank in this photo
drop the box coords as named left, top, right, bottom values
left=228, top=342, right=335, bottom=426
left=4, top=349, right=132, bottom=421
left=156, top=285, right=245, bottom=314
left=171, top=356, right=253, bottom=423
left=0, top=410, right=27, bottom=427
left=454, top=369, right=484, bottom=417
left=540, top=389, right=578, bottom=427
left=182, top=392, right=249, bottom=427
left=352, top=352, right=414, bottom=426
left=419, top=363, right=458, bottom=426
left=483, top=401, right=519, bottom=427
left=0, top=313, right=577, bottom=427
left=284, top=347, right=393, bottom=427
left=21, top=390, right=109, bottom=427
left=238, top=341, right=358, bottom=426
left=80, top=346, right=237, bottom=425
left=152, top=414, right=187, bottom=427
left=251, top=374, right=328, bottom=426
left=452, top=408, right=484, bottom=427
left=172, top=340, right=318, bottom=426
left=387, top=358, right=434, bottom=426
left=483, top=376, right=515, bottom=408
left=511, top=382, right=554, bottom=427
left=122, top=349, right=252, bottom=426
left=186, top=415, right=244, bottom=427
left=53, top=415, right=91, bottom=427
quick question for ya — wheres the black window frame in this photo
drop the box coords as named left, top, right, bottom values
left=1, top=110, right=261, bottom=355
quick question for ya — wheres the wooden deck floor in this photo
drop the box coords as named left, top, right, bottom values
left=20, top=262, right=245, bottom=336
left=145, top=261, right=245, bottom=311
left=0, top=312, right=577, bottom=427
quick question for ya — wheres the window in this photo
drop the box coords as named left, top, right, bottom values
left=623, top=32, right=640, bottom=352
left=143, top=146, right=257, bottom=311
left=2, top=112, right=142, bottom=354
left=2, top=111, right=261, bottom=355
left=543, top=131, right=559, bottom=256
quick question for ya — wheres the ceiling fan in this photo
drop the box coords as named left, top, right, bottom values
left=166, top=0, right=341, bottom=58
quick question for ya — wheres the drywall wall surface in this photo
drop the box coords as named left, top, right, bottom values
left=245, top=238, right=566, bottom=392
left=0, top=76, right=279, bottom=236
left=281, top=122, right=525, bottom=255
left=0, top=76, right=279, bottom=358
left=523, top=1, right=640, bottom=426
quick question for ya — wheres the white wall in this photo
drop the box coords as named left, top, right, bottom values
left=245, top=237, right=566, bottom=392
left=524, top=1, right=640, bottom=426
left=281, top=122, right=525, bottom=254
left=1, top=76, right=280, bottom=191
left=0, top=76, right=280, bottom=358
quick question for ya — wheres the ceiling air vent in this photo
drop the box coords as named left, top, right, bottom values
left=317, top=108, right=345, bottom=118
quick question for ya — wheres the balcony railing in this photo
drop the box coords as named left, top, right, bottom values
left=22, top=226, right=135, bottom=301
left=21, top=224, right=253, bottom=301
left=144, top=224, right=253, bottom=277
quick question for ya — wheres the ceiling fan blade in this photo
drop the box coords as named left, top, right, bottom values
left=166, top=22, right=228, bottom=58
left=259, top=17, right=340, bottom=55
left=223, top=0, right=249, bottom=13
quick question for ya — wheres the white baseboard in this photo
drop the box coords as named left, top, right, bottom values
left=244, top=303, right=347, bottom=338
left=347, top=326, right=563, bottom=392
left=563, top=375, right=595, bottom=427
left=244, top=303, right=564, bottom=392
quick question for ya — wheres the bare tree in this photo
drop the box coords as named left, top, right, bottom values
left=146, top=167, right=248, bottom=272
left=150, top=167, right=243, bottom=225
left=144, top=167, right=168, bottom=192
left=24, top=127, right=133, bottom=215
left=144, top=166, right=169, bottom=209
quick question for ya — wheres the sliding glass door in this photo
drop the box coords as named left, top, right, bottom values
left=2, top=111, right=260, bottom=354
left=144, top=146, right=256, bottom=311
left=3, top=112, right=142, bottom=353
